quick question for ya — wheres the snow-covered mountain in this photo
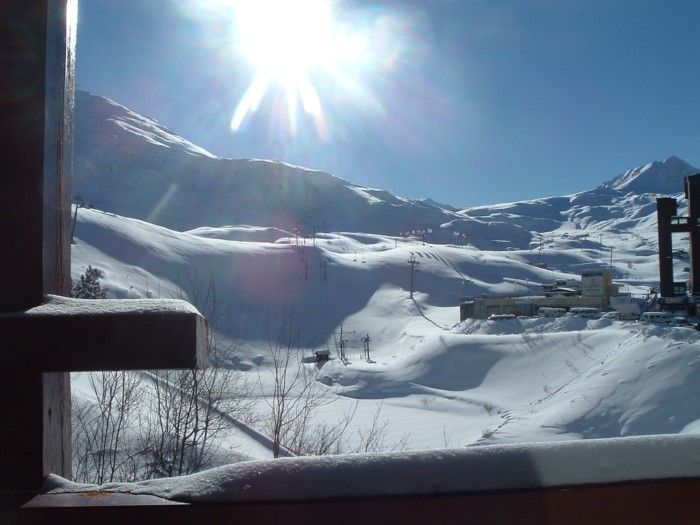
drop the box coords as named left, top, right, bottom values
left=71, top=91, right=700, bottom=456
left=459, top=156, right=697, bottom=238
left=605, top=156, right=698, bottom=194
left=74, top=91, right=698, bottom=251
left=74, top=91, right=464, bottom=239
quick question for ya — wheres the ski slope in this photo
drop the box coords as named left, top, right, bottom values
left=69, top=91, right=700, bottom=460
left=72, top=205, right=700, bottom=456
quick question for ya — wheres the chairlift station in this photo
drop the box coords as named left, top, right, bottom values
left=656, top=173, right=700, bottom=299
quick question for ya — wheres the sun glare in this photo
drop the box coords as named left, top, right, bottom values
left=236, top=0, right=334, bottom=82
left=230, top=0, right=370, bottom=139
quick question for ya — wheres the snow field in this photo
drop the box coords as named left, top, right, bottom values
left=71, top=205, right=700, bottom=460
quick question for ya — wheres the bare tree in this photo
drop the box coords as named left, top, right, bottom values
left=138, top=269, right=257, bottom=478
left=261, top=315, right=407, bottom=457
left=284, top=399, right=409, bottom=457
left=72, top=269, right=258, bottom=481
left=71, top=371, right=142, bottom=483
left=262, top=313, right=339, bottom=458
left=285, top=402, right=358, bottom=456
left=351, top=402, right=408, bottom=454
left=139, top=368, right=236, bottom=477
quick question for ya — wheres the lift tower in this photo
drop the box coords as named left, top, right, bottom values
left=656, top=173, right=700, bottom=297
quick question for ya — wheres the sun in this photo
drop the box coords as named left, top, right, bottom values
left=236, top=0, right=335, bottom=84
left=230, top=0, right=367, bottom=138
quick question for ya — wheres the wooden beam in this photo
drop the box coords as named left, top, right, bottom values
left=0, top=0, right=74, bottom=309
left=4, top=478, right=700, bottom=524
left=0, top=302, right=209, bottom=371
left=0, top=0, right=75, bottom=489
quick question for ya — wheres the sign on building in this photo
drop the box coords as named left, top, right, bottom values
left=581, top=270, right=605, bottom=297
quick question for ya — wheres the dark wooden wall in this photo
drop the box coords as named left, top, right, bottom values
left=0, top=0, right=74, bottom=489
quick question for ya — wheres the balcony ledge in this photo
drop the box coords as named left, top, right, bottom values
left=41, top=434, right=700, bottom=504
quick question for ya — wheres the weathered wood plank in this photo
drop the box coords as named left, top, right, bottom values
left=4, top=478, right=700, bottom=524
left=0, top=2, right=47, bottom=311
left=0, top=0, right=75, bottom=489
left=0, top=311, right=208, bottom=371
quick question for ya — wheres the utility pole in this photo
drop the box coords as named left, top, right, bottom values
left=336, top=323, right=355, bottom=364
left=610, top=246, right=613, bottom=271
left=408, top=254, right=420, bottom=299
left=362, top=333, right=371, bottom=361
left=321, top=259, right=328, bottom=281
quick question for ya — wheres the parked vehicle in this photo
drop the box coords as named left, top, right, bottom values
left=569, top=307, right=600, bottom=319
left=640, top=311, right=672, bottom=324
left=671, top=316, right=692, bottom=327
left=602, top=311, right=621, bottom=320
left=538, top=307, right=567, bottom=318
left=619, top=312, right=640, bottom=321
left=488, top=313, right=517, bottom=321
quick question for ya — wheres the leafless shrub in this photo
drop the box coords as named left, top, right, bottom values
left=138, top=270, right=257, bottom=478
left=73, top=270, right=257, bottom=481
left=262, top=314, right=408, bottom=457
left=351, top=402, right=408, bottom=454
left=72, top=371, right=142, bottom=483
left=262, top=312, right=338, bottom=457
left=139, top=366, right=248, bottom=477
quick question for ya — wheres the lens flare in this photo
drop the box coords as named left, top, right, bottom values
left=177, top=0, right=417, bottom=145
left=236, top=0, right=334, bottom=80
left=230, top=0, right=367, bottom=139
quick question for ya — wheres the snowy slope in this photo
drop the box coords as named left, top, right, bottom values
left=70, top=91, right=700, bottom=455
left=73, top=206, right=700, bottom=452
left=74, top=91, right=467, bottom=238
left=74, top=91, right=698, bottom=253
left=459, top=156, right=696, bottom=239
left=606, top=156, right=698, bottom=194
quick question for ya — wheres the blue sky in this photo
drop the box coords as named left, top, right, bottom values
left=76, top=0, right=700, bottom=207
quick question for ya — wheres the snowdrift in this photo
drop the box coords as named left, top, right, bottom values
left=73, top=206, right=700, bottom=451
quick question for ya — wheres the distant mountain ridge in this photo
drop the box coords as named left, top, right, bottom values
left=457, top=156, right=698, bottom=240
left=74, top=90, right=698, bottom=249
left=603, top=156, right=697, bottom=194
left=74, top=91, right=467, bottom=239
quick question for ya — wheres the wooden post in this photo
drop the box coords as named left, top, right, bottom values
left=0, top=3, right=208, bottom=492
left=0, top=2, right=208, bottom=492
left=0, top=0, right=76, bottom=489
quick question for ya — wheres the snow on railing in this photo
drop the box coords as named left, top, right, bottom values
left=44, top=434, right=700, bottom=503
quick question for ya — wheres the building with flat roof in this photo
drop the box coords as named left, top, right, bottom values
left=460, top=270, right=623, bottom=320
